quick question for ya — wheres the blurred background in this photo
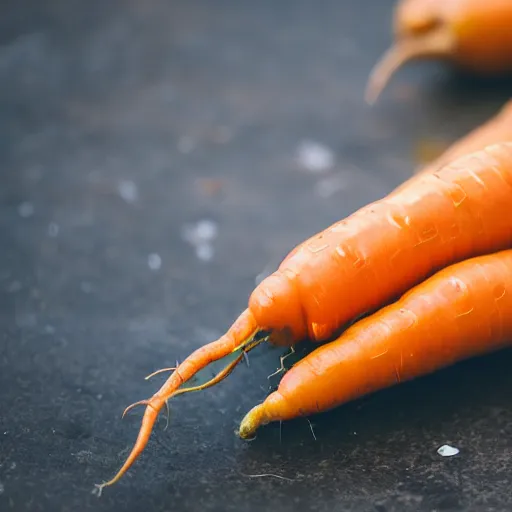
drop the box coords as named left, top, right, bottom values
left=2, top=1, right=512, bottom=511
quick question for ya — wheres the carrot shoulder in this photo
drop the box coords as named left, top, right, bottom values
left=239, top=248, right=512, bottom=438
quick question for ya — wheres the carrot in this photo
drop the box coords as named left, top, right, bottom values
left=392, top=98, right=512, bottom=193
left=96, top=142, right=512, bottom=491
left=239, top=248, right=512, bottom=438
left=365, top=0, right=512, bottom=104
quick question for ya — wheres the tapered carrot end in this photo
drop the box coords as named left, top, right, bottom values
left=365, top=27, right=455, bottom=105
left=95, top=309, right=266, bottom=492
left=239, top=403, right=267, bottom=440
left=95, top=397, right=164, bottom=493
left=365, top=43, right=409, bottom=106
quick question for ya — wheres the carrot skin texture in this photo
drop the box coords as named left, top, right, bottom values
left=240, top=249, right=512, bottom=436
left=251, top=142, right=512, bottom=343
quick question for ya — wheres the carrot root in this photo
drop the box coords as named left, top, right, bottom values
left=145, top=366, right=177, bottom=380
left=96, top=309, right=267, bottom=491
left=121, top=399, right=150, bottom=419
left=365, top=27, right=455, bottom=105
left=95, top=395, right=165, bottom=491
left=172, top=351, right=246, bottom=396
left=239, top=403, right=268, bottom=440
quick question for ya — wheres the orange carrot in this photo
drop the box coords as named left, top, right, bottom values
left=365, top=0, right=512, bottom=104
left=239, top=248, right=512, bottom=437
left=96, top=142, right=512, bottom=491
left=392, top=98, right=512, bottom=193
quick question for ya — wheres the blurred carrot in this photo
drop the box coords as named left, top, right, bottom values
left=366, top=0, right=512, bottom=104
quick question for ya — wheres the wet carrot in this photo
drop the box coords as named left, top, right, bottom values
left=96, top=142, right=512, bottom=491
left=365, top=0, right=512, bottom=104
left=239, top=248, right=512, bottom=437
left=392, top=98, right=512, bottom=193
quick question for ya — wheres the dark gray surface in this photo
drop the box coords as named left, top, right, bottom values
left=2, top=1, right=512, bottom=511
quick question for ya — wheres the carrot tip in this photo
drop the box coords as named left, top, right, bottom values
left=239, top=403, right=266, bottom=440
left=235, top=429, right=258, bottom=442
left=92, top=483, right=106, bottom=498
left=99, top=398, right=164, bottom=492
left=364, top=28, right=455, bottom=105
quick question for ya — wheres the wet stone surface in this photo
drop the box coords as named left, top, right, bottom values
left=2, top=1, right=512, bottom=511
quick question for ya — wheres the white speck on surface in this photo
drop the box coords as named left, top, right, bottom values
left=48, top=222, right=60, bottom=237
left=117, top=180, right=139, bottom=203
left=80, top=281, right=93, bottom=294
left=314, top=174, right=349, bottom=198
left=437, top=444, right=459, bottom=457
left=18, top=201, right=34, bottom=218
left=148, top=253, right=162, bottom=271
left=195, top=220, right=218, bottom=241
left=7, top=281, right=21, bottom=293
left=177, top=136, right=195, bottom=154
left=96, top=394, right=103, bottom=401
left=296, top=140, right=335, bottom=173
left=195, top=243, right=214, bottom=262
left=181, top=219, right=218, bottom=262
left=181, top=219, right=218, bottom=244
